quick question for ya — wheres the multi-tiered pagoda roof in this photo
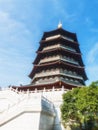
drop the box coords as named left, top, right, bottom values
left=13, top=24, right=87, bottom=91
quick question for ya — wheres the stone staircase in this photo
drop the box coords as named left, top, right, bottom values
left=0, top=88, right=55, bottom=129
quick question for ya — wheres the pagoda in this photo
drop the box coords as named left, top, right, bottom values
left=13, top=24, right=87, bottom=91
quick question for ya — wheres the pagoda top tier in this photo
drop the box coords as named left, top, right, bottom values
left=41, top=26, right=77, bottom=42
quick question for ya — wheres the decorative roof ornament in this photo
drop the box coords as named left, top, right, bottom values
left=58, top=21, right=62, bottom=29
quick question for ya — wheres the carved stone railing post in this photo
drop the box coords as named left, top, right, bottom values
left=61, top=86, right=64, bottom=93
left=52, top=86, right=55, bottom=92
left=34, top=88, right=37, bottom=93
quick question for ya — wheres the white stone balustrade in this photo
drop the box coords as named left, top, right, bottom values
left=0, top=89, right=56, bottom=126
left=0, top=86, right=68, bottom=130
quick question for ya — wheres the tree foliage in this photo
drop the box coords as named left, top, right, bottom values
left=61, top=81, right=98, bottom=130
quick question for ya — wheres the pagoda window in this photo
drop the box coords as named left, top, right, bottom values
left=54, top=76, right=56, bottom=80
left=50, top=77, right=52, bottom=80
left=51, top=68, right=53, bottom=71
left=44, top=77, right=46, bottom=80
left=71, top=58, right=74, bottom=61
left=74, top=80, right=79, bottom=83
left=51, top=69, right=54, bottom=72
left=42, top=70, right=45, bottom=73
left=63, top=55, right=66, bottom=59
left=36, top=80, right=39, bottom=84
left=43, top=77, right=45, bottom=80
left=64, top=69, right=67, bottom=73
left=70, top=78, right=74, bottom=81
left=65, top=77, right=68, bottom=80
left=61, top=77, right=64, bottom=80
left=39, top=78, right=42, bottom=81
left=42, top=78, right=44, bottom=81
left=66, top=57, right=69, bottom=60
left=60, top=68, right=63, bottom=73
left=55, top=76, right=58, bottom=79
left=68, top=70, right=72, bottom=74
left=54, top=76, right=58, bottom=80
left=47, top=69, right=50, bottom=72
left=73, top=71, right=77, bottom=75
left=55, top=68, right=59, bottom=71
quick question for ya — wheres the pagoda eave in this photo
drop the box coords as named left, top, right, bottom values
left=34, top=48, right=82, bottom=65
left=12, top=81, right=80, bottom=91
left=41, top=28, right=77, bottom=40
left=29, top=60, right=85, bottom=79
left=34, top=60, right=84, bottom=69
left=40, top=37, right=78, bottom=45
left=37, top=48, right=81, bottom=56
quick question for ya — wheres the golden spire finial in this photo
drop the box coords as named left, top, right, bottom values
left=58, top=21, right=62, bottom=29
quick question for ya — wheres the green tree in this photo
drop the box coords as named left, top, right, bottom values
left=61, top=82, right=98, bottom=130
left=89, top=80, right=98, bottom=87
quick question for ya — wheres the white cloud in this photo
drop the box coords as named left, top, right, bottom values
left=87, top=43, right=98, bottom=63
left=52, top=0, right=77, bottom=22
left=0, top=0, right=44, bottom=87
left=0, top=10, right=34, bottom=59
left=86, top=64, right=98, bottom=85
left=0, top=10, right=34, bottom=87
left=86, top=42, right=98, bottom=84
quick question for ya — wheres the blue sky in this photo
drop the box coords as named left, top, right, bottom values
left=0, top=0, right=98, bottom=87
